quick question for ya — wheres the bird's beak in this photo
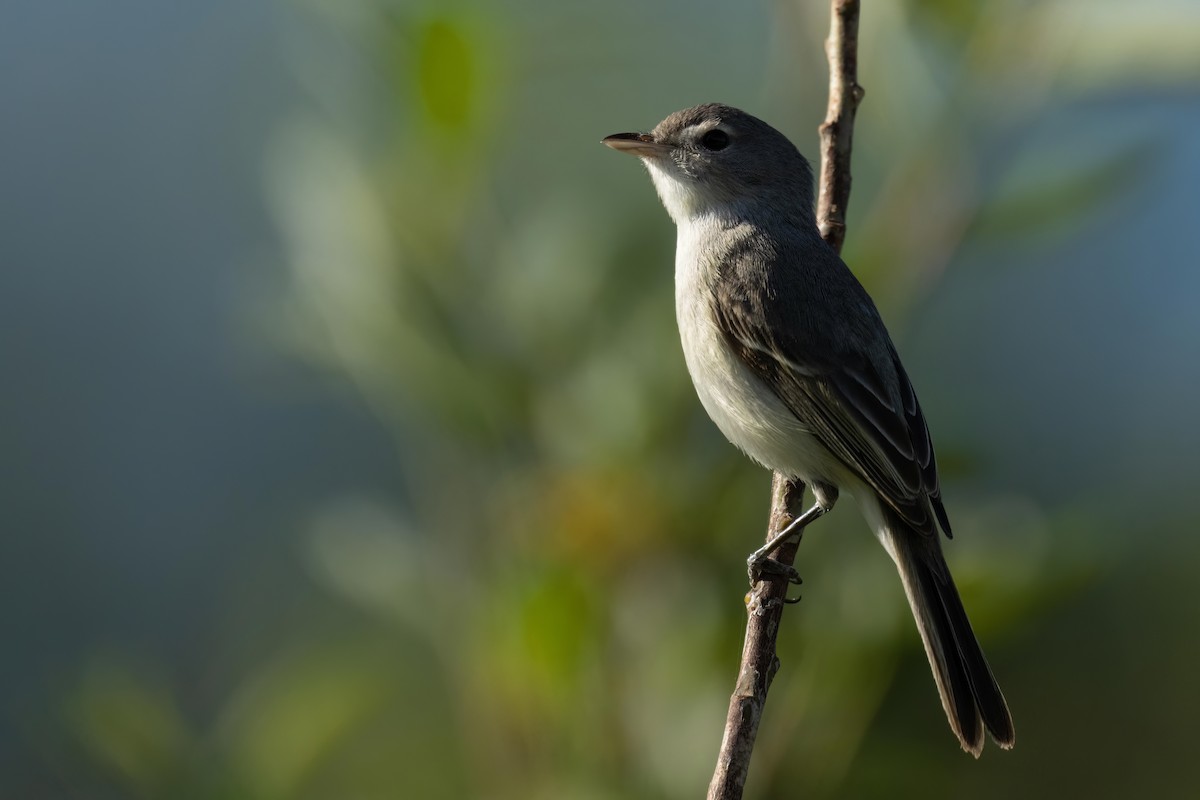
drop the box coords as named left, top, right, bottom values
left=603, top=131, right=669, bottom=158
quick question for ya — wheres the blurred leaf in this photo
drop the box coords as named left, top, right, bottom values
left=971, top=139, right=1156, bottom=241
left=65, top=658, right=192, bottom=797
left=220, top=646, right=396, bottom=799
left=412, top=17, right=476, bottom=130
left=528, top=568, right=597, bottom=677
left=305, top=497, right=430, bottom=627
left=904, top=0, right=983, bottom=43
left=488, top=563, right=598, bottom=698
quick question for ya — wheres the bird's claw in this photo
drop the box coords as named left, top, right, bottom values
left=747, top=555, right=802, bottom=587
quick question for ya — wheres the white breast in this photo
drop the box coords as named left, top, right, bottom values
left=673, top=219, right=851, bottom=488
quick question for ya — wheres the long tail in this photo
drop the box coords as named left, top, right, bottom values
left=881, top=510, right=1015, bottom=756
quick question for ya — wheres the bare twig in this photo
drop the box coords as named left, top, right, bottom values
left=707, top=474, right=807, bottom=800
left=706, top=2, right=863, bottom=798
left=817, top=0, right=865, bottom=253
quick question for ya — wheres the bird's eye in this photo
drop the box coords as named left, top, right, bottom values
left=700, top=129, right=730, bottom=151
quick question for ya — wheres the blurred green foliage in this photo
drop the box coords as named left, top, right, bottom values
left=23, top=0, right=1200, bottom=798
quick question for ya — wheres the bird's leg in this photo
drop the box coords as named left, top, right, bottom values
left=747, top=482, right=838, bottom=590
left=745, top=502, right=823, bottom=586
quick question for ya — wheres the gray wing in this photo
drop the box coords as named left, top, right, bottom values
left=712, top=258, right=952, bottom=538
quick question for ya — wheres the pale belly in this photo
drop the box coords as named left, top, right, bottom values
left=674, top=277, right=851, bottom=489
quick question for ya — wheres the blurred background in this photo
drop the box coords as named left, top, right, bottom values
left=3, top=0, right=1199, bottom=797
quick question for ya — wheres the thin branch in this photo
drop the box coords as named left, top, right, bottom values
left=706, top=474, right=806, bottom=800
left=706, top=2, right=863, bottom=798
left=817, top=0, right=865, bottom=254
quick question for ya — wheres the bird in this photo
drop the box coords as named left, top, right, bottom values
left=603, top=103, right=1014, bottom=756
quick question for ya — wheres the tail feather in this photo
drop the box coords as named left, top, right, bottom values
left=882, top=512, right=1015, bottom=756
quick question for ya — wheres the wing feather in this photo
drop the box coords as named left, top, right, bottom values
left=712, top=260, right=949, bottom=537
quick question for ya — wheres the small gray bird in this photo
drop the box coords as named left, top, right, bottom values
left=604, top=103, right=1014, bottom=756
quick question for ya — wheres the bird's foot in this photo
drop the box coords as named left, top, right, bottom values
left=747, top=554, right=802, bottom=603
left=747, top=554, right=802, bottom=585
